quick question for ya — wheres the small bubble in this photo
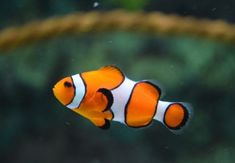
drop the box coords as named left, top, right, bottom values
left=92, top=159, right=100, bottom=163
left=93, top=2, right=99, bottom=8
left=65, top=122, right=71, bottom=126
left=164, top=146, right=169, bottom=149
left=212, top=8, right=217, bottom=11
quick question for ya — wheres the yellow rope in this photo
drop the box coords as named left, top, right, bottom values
left=0, top=10, right=235, bottom=51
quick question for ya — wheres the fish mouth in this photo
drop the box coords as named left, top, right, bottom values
left=52, top=87, right=56, bottom=93
left=52, top=87, right=58, bottom=99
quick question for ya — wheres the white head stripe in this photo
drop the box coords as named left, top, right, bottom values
left=66, top=74, right=86, bottom=109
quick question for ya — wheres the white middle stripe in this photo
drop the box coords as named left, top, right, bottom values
left=111, top=78, right=136, bottom=124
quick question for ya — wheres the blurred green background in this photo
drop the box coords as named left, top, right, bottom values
left=0, top=0, right=235, bottom=163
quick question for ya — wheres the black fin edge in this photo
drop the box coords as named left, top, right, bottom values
left=98, top=88, right=114, bottom=112
left=100, top=65, right=125, bottom=90
left=163, top=103, right=189, bottom=130
left=141, top=80, right=162, bottom=97
left=99, top=119, right=110, bottom=130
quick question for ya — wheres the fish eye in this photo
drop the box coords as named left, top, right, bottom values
left=64, top=81, right=72, bottom=88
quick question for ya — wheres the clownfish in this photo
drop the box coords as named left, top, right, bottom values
left=53, top=66, right=192, bottom=133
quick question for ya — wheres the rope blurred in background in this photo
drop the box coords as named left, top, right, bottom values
left=1, top=2, right=235, bottom=161
left=1, top=10, right=235, bottom=51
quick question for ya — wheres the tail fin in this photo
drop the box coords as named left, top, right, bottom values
left=154, top=101, right=193, bottom=134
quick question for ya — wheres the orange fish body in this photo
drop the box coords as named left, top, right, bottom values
left=53, top=66, right=192, bottom=133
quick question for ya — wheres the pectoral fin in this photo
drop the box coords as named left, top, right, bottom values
left=97, top=88, right=113, bottom=112
left=73, top=88, right=114, bottom=129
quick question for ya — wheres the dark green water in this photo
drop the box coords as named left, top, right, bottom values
left=0, top=1, right=235, bottom=163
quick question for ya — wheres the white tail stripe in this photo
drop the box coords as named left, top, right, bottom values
left=67, top=74, right=86, bottom=109
left=154, top=101, right=172, bottom=122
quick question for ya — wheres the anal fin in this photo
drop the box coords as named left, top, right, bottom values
left=90, top=115, right=110, bottom=129
left=98, top=119, right=110, bottom=130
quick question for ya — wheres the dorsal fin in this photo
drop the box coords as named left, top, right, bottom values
left=81, top=65, right=125, bottom=92
left=99, top=65, right=123, bottom=75
left=98, top=65, right=125, bottom=88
